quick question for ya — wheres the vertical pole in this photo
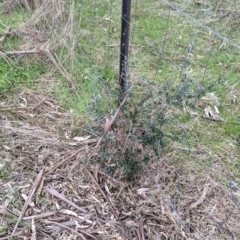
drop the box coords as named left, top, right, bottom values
left=119, top=0, right=131, bottom=99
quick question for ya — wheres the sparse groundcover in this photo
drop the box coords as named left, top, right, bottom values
left=1, top=0, right=240, bottom=239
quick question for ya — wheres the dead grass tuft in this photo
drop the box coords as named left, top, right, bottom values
left=0, top=85, right=240, bottom=239
left=1, top=0, right=80, bottom=89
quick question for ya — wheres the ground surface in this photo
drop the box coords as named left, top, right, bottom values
left=1, top=0, right=240, bottom=239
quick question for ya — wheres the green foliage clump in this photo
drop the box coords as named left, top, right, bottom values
left=98, top=77, right=208, bottom=181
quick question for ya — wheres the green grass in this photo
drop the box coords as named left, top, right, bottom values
left=0, top=59, right=46, bottom=94
left=0, top=6, right=46, bottom=94
left=222, top=120, right=240, bottom=137
left=1, top=1, right=240, bottom=238
left=0, top=6, right=29, bottom=32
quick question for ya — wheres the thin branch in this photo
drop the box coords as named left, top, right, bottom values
left=44, top=186, right=87, bottom=213
left=10, top=168, right=45, bottom=239
left=3, top=50, right=41, bottom=55
left=95, top=85, right=133, bottom=148
left=85, top=168, right=128, bottom=240
left=42, top=220, right=96, bottom=240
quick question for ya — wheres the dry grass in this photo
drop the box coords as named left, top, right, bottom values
left=1, top=0, right=80, bottom=89
left=0, top=86, right=240, bottom=239
left=1, top=0, right=240, bottom=239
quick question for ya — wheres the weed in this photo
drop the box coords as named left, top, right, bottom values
left=98, top=76, right=211, bottom=181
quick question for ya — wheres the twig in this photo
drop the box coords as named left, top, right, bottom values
left=45, top=149, right=82, bottom=174
left=205, top=12, right=231, bottom=24
left=145, top=167, right=196, bottom=240
left=0, top=107, right=27, bottom=111
left=31, top=93, right=50, bottom=111
left=22, top=0, right=32, bottom=12
left=85, top=168, right=128, bottom=239
left=42, top=220, right=96, bottom=239
left=95, top=86, right=132, bottom=148
left=0, top=50, right=18, bottom=66
left=3, top=50, right=41, bottom=55
left=86, top=168, right=119, bottom=219
left=10, top=168, right=45, bottom=239
left=190, top=182, right=211, bottom=209
left=0, top=232, right=23, bottom=240
left=44, top=186, right=87, bottom=213
left=23, top=211, right=58, bottom=220
left=44, top=48, right=76, bottom=90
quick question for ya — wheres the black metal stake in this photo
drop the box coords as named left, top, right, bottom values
left=119, top=0, right=131, bottom=99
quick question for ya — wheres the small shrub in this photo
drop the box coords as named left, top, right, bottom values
left=98, top=77, right=209, bottom=181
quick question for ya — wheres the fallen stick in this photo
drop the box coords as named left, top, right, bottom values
left=9, top=168, right=45, bottom=239
left=44, top=187, right=87, bottom=213
left=3, top=50, right=41, bottom=55
left=95, top=86, right=132, bottom=148
left=86, top=168, right=128, bottom=239
left=42, top=220, right=96, bottom=239
left=45, top=149, right=82, bottom=174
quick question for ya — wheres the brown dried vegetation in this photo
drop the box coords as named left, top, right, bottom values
left=0, top=87, right=240, bottom=239
left=1, top=0, right=240, bottom=239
